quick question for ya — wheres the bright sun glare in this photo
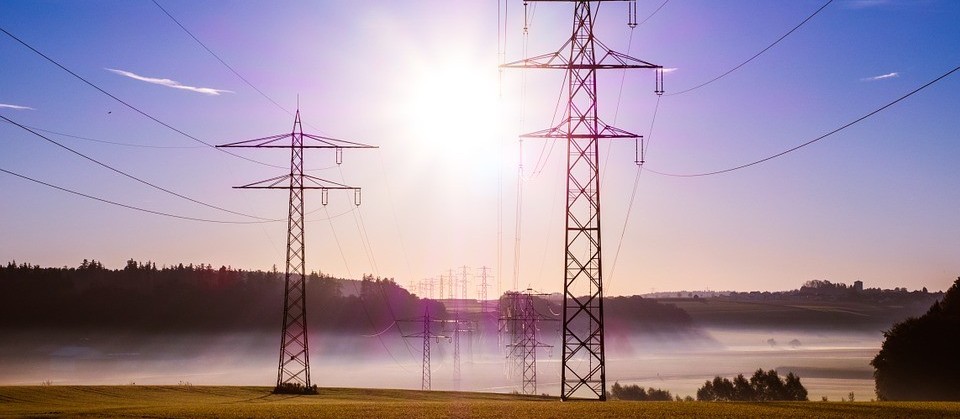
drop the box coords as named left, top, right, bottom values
left=403, top=60, right=505, bottom=167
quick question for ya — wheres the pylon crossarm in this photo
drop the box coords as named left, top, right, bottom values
left=500, top=41, right=572, bottom=70
left=598, top=50, right=661, bottom=69
left=302, top=133, right=377, bottom=148
left=521, top=125, right=642, bottom=139
left=232, top=173, right=360, bottom=190
left=216, top=133, right=290, bottom=148
left=218, top=134, right=377, bottom=149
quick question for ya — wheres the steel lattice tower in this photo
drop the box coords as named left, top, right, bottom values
left=500, top=290, right=554, bottom=395
left=218, top=109, right=375, bottom=393
left=401, top=307, right=447, bottom=391
left=502, top=0, right=663, bottom=400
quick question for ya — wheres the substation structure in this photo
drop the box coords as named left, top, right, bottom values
left=217, top=109, right=376, bottom=393
left=500, top=290, right=555, bottom=395
left=501, top=0, right=663, bottom=400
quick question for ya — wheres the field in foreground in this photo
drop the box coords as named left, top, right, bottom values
left=1, top=386, right=959, bottom=418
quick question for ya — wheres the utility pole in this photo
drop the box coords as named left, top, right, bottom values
left=218, top=108, right=376, bottom=394
left=502, top=0, right=663, bottom=401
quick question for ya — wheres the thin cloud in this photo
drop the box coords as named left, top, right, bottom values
left=106, top=68, right=232, bottom=96
left=661, top=67, right=678, bottom=73
left=846, top=0, right=892, bottom=9
left=0, top=103, right=34, bottom=110
left=861, top=72, right=899, bottom=82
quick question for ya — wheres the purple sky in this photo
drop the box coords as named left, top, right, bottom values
left=1, top=0, right=959, bottom=295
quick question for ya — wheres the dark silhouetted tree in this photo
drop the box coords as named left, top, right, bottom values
left=610, top=382, right=673, bottom=401
left=871, top=277, right=960, bottom=401
left=697, top=370, right=807, bottom=401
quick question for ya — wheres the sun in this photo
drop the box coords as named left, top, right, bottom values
left=402, top=59, right=506, bottom=166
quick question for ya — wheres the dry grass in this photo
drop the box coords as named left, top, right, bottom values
left=1, top=386, right=958, bottom=418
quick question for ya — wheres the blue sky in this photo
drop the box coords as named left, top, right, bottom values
left=1, top=0, right=958, bottom=295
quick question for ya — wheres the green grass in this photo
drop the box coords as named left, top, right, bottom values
left=1, top=386, right=959, bottom=418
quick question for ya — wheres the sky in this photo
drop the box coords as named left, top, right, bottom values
left=1, top=0, right=958, bottom=296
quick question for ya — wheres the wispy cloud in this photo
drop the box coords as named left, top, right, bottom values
left=846, top=0, right=892, bottom=9
left=661, top=67, right=679, bottom=73
left=861, top=72, right=899, bottom=82
left=106, top=68, right=232, bottom=96
left=0, top=103, right=34, bottom=110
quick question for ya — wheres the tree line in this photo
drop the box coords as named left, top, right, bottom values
left=0, top=260, right=442, bottom=334
left=696, top=369, right=808, bottom=401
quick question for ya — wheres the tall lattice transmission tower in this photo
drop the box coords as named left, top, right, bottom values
left=502, top=0, right=663, bottom=401
left=218, top=108, right=376, bottom=394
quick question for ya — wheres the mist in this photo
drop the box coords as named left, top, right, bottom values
left=0, top=325, right=881, bottom=401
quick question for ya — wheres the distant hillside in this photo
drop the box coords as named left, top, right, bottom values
left=654, top=280, right=942, bottom=331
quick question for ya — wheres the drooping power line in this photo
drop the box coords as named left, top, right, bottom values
left=0, top=166, right=267, bottom=224
left=0, top=26, right=292, bottom=171
left=649, top=64, right=960, bottom=177
left=1, top=114, right=276, bottom=221
left=666, top=0, right=834, bottom=97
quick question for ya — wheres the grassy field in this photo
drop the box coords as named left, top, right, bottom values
left=1, top=386, right=958, bottom=418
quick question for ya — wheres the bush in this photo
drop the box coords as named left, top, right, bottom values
left=609, top=382, right=673, bottom=401
left=696, top=370, right=808, bottom=401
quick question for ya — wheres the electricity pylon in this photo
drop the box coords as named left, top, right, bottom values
left=502, top=0, right=663, bottom=401
left=217, top=108, right=376, bottom=394
left=477, top=266, right=493, bottom=311
left=459, top=265, right=471, bottom=300
left=500, top=289, right=555, bottom=395
left=401, top=307, right=447, bottom=391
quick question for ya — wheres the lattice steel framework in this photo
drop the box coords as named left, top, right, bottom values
left=502, top=0, right=663, bottom=401
left=218, top=109, right=375, bottom=393
left=401, top=307, right=448, bottom=391
left=499, top=290, right=553, bottom=395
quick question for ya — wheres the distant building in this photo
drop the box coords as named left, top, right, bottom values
left=853, top=280, right=864, bottom=293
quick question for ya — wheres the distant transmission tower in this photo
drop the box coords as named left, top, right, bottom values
left=502, top=0, right=663, bottom=401
left=401, top=307, right=447, bottom=391
left=459, top=265, right=471, bottom=300
left=477, top=266, right=493, bottom=311
left=218, top=108, right=376, bottom=394
left=500, top=289, right=554, bottom=395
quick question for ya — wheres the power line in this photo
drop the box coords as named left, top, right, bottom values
left=666, top=0, right=833, bottom=97
left=0, top=26, right=291, bottom=171
left=0, top=121, right=203, bottom=149
left=1, top=113, right=277, bottom=221
left=635, top=0, right=671, bottom=29
left=649, top=64, right=960, bottom=178
left=150, top=0, right=294, bottom=119
left=0, top=166, right=266, bottom=224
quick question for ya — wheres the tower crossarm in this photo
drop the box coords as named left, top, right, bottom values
left=217, top=133, right=377, bottom=149
left=233, top=174, right=359, bottom=190
left=520, top=120, right=641, bottom=140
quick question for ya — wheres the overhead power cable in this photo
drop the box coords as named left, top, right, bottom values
left=636, top=0, right=671, bottom=28
left=0, top=167, right=268, bottom=224
left=150, top=0, right=293, bottom=119
left=0, top=120, right=202, bottom=149
left=0, top=26, right=291, bottom=171
left=666, top=0, right=833, bottom=96
left=1, top=113, right=276, bottom=221
left=649, top=64, right=960, bottom=178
